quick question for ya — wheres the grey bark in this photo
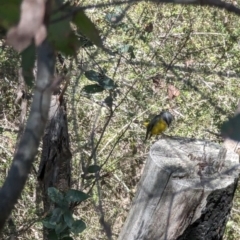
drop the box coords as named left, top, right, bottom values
left=38, top=95, right=72, bottom=200
left=37, top=95, right=72, bottom=239
left=0, top=40, right=55, bottom=230
left=119, top=137, right=239, bottom=240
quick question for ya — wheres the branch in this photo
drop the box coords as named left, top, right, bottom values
left=51, top=0, right=240, bottom=24
left=0, top=40, right=55, bottom=230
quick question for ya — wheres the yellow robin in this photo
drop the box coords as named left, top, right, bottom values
left=145, top=111, right=173, bottom=140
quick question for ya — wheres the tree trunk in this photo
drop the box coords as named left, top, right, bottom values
left=119, top=137, right=239, bottom=240
left=0, top=40, right=55, bottom=230
left=37, top=95, right=72, bottom=239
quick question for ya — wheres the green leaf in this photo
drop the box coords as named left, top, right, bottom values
left=63, top=210, right=74, bottom=228
left=82, top=84, right=104, bottom=94
left=100, top=76, right=117, bottom=90
left=49, top=208, right=63, bottom=225
left=48, top=14, right=79, bottom=56
left=85, top=70, right=117, bottom=90
left=87, top=165, right=100, bottom=173
left=118, top=44, right=135, bottom=59
left=55, top=221, right=68, bottom=235
left=47, top=187, right=64, bottom=205
left=59, top=229, right=71, bottom=239
left=0, top=1, right=20, bottom=29
left=119, top=44, right=131, bottom=53
left=105, top=7, right=123, bottom=25
left=47, top=230, right=59, bottom=240
left=65, top=189, right=89, bottom=204
left=42, top=218, right=56, bottom=229
left=70, top=220, right=86, bottom=234
left=72, top=10, right=102, bottom=48
left=105, top=13, right=121, bottom=25
left=85, top=70, right=101, bottom=82
left=21, top=43, right=36, bottom=87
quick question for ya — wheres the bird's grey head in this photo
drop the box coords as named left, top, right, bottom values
left=160, top=111, right=173, bottom=127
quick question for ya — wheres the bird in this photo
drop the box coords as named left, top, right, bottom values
left=145, top=111, right=173, bottom=140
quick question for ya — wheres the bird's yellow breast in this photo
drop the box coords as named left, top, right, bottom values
left=151, top=119, right=168, bottom=135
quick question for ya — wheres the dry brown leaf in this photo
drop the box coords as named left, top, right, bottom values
left=151, top=75, right=165, bottom=93
left=167, top=84, right=180, bottom=100
left=6, top=0, right=46, bottom=52
left=185, top=59, right=194, bottom=68
left=144, top=22, right=153, bottom=33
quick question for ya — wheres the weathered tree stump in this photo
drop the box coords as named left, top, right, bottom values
left=119, top=137, right=239, bottom=240
left=37, top=95, right=72, bottom=239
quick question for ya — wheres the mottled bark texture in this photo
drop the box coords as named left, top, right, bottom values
left=37, top=95, right=72, bottom=239
left=119, top=137, right=239, bottom=240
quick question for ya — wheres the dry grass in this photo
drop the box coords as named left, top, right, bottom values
left=1, top=1, right=240, bottom=239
